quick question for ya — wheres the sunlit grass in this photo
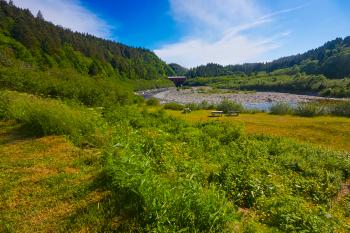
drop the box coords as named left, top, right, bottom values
left=0, top=121, right=111, bottom=232
left=165, top=109, right=350, bottom=152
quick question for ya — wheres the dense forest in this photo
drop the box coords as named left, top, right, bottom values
left=187, top=37, right=350, bottom=79
left=0, top=1, right=173, bottom=87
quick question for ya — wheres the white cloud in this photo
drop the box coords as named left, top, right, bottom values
left=170, top=0, right=262, bottom=35
left=155, top=35, right=279, bottom=67
left=10, top=0, right=112, bottom=38
left=155, top=0, right=299, bottom=67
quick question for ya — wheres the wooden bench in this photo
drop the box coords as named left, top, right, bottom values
left=226, top=111, right=240, bottom=116
left=210, top=111, right=223, bottom=117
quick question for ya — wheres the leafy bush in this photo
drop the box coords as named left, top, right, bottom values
left=146, top=97, right=160, bottom=106
left=216, top=99, right=244, bottom=113
left=163, top=102, right=184, bottom=110
left=270, top=102, right=293, bottom=115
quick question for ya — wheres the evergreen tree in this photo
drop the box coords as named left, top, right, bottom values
left=9, top=0, right=14, bottom=6
left=37, top=10, right=44, bottom=20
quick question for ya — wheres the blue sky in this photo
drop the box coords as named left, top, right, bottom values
left=10, top=0, right=350, bottom=67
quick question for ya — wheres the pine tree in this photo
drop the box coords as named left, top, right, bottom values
left=9, top=0, right=14, bottom=6
left=37, top=10, right=44, bottom=20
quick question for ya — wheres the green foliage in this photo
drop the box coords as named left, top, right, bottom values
left=0, top=1, right=174, bottom=94
left=258, top=196, right=337, bottom=232
left=169, top=63, right=188, bottom=76
left=270, top=102, right=294, bottom=115
left=104, top=153, right=236, bottom=232
left=187, top=37, right=350, bottom=79
left=216, top=99, right=244, bottom=113
left=183, top=101, right=216, bottom=111
left=163, top=102, right=184, bottom=110
left=331, top=101, right=350, bottom=117
left=295, top=103, right=326, bottom=117
left=0, top=91, right=107, bottom=146
left=1, top=91, right=350, bottom=231
left=146, top=97, right=160, bottom=106
left=185, top=73, right=350, bottom=98
left=270, top=101, right=350, bottom=117
left=0, top=66, right=135, bottom=106
left=1, top=2, right=350, bottom=231
left=100, top=106, right=350, bottom=231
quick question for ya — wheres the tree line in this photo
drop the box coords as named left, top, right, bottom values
left=184, top=37, right=350, bottom=79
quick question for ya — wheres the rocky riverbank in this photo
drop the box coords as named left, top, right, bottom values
left=153, top=87, right=335, bottom=105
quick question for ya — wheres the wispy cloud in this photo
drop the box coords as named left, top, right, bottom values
left=155, top=0, right=304, bottom=67
left=10, top=0, right=112, bottom=38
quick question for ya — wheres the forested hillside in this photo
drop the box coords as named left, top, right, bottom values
left=0, top=1, right=173, bottom=105
left=187, top=37, right=350, bottom=79
left=168, top=63, right=188, bottom=76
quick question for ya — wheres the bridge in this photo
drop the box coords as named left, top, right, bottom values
left=168, top=76, right=187, bottom=86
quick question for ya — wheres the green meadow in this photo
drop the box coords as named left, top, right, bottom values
left=1, top=91, right=350, bottom=232
left=164, top=109, right=350, bottom=152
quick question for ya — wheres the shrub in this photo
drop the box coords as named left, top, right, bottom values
left=198, top=100, right=216, bottom=110
left=163, top=102, right=184, bottom=110
left=331, top=101, right=350, bottom=117
left=294, top=103, right=325, bottom=117
left=216, top=99, right=244, bottom=113
left=0, top=91, right=9, bottom=119
left=270, top=102, right=293, bottom=115
left=146, top=97, right=160, bottom=106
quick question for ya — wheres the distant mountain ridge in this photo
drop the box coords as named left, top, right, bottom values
left=168, top=63, right=188, bottom=76
left=187, top=37, right=350, bottom=79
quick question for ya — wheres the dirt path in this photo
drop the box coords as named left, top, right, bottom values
left=334, top=178, right=350, bottom=203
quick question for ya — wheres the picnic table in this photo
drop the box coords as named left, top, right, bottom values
left=210, top=111, right=224, bottom=117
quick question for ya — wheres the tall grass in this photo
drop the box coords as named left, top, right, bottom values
left=0, top=67, right=173, bottom=107
left=100, top=106, right=350, bottom=231
left=216, top=99, right=243, bottom=113
left=294, top=103, right=326, bottom=117
left=270, top=102, right=294, bottom=115
left=332, top=101, right=350, bottom=117
left=146, top=97, right=160, bottom=106
left=0, top=91, right=107, bottom=146
left=269, top=101, right=350, bottom=117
